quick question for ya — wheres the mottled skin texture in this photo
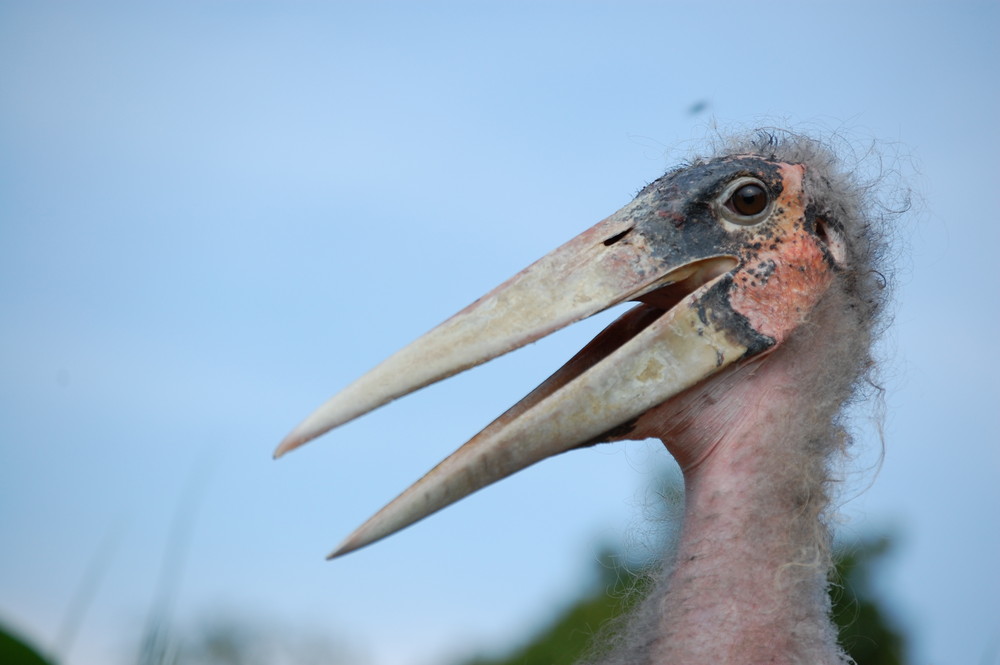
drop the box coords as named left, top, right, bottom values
left=589, top=135, right=882, bottom=665
left=595, top=167, right=856, bottom=664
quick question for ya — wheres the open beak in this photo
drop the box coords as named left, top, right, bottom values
left=277, top=174, right=779, bottom=557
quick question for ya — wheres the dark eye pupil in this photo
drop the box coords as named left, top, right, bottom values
left=730, top=184, right=767, bottom=216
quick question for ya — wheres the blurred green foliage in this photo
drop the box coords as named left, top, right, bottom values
left=455, top=535, right=908, bottom=665
left=458, top=549, right=646, bottom=665
left=832, top=535, right=908, bottom=665
left=0, top=623, right=56, bottom=665
left=456, top=548, right=641, bottom=665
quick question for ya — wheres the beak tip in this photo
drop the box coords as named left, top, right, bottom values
left=273, top=431, right=308, bottom=459
left=327, top=536, right=362, bottom=560
left=275, top=399, right=353, bottom=460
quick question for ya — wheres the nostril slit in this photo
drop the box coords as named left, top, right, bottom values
left=603, top=228, right=633, bottom=246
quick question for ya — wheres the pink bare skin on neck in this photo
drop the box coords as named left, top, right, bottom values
left=604, top=161, right=852, bottom=664
left=618, top=317, right=846, bottom=664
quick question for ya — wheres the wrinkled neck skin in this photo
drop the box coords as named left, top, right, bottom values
left=618, top=293, right=859, bottom=665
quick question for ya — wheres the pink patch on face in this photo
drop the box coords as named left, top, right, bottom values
left=728, top=164, right=833, bottom=345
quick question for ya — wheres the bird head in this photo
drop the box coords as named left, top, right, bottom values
left=276, top=136, right=875, bottom=557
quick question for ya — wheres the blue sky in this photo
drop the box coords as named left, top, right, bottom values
left=1, top=2, right=998, bottom=664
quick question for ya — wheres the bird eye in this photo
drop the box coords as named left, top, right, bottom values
left=719, top=178, right=772, bottom=225
left=729, top=184, right=767, bottom=215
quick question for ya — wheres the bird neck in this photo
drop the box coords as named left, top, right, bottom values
left=647, top=316, right=856, bottom=664
left=655, top=408, right=842, bottom=664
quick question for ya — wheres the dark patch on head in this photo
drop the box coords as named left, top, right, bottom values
left=694, top=277, right=775, bottom=357
left=633, top=157, right=788, bottom=268
left=657, top=210, right=687, bottom=228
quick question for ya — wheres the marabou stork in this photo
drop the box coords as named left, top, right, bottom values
left=276, top=133, right=887, bottom=664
